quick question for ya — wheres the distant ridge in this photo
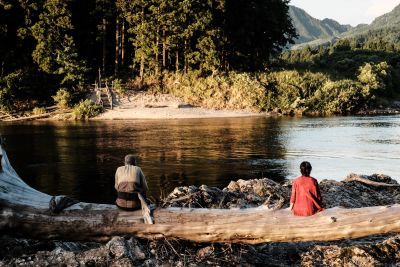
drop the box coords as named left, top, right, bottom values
left=290, top=3, right=400, bottom=50
left=342, top=4, right=400, bottom=37
left=289, top=5, right=352, bottom=45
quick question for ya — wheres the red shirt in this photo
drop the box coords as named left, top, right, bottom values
left=290, top=176, right=323, bottom=216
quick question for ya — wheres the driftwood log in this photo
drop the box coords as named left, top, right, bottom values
left=1, top=144, right=400, bottom=244
left=344, top=174, right=400, bottom=187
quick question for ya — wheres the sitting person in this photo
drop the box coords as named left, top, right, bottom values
left=289, top=161, right=323, bottom=216
left=115, top=154, right=148, bottom=211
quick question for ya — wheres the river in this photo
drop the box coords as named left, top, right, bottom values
left=1, top=115, right=399, bottom=203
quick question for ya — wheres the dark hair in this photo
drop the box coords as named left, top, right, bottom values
left=124, top=154, right=136, bottom=166
left=300, top=161, right=312, bottom=177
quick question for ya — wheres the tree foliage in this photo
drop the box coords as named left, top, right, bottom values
left=30, top=0, right=87, bottom=89
left=4, top=0, right=400, bottom=115
left=280, top=26, right=400, bottom=107
left=0, top=0, right=296, bottom=111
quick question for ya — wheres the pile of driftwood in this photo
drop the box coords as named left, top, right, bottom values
left=1, top=142, right=400, bottom=244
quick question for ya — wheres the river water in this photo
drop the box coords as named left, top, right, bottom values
left=1, top=115, right=399, bottom=203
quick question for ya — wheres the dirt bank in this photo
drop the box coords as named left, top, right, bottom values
left=93, top=91, right=264, bottom=120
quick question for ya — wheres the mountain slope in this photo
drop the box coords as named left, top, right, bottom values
left=289, top=6, right=352, bottom=44
left=291, top=3, right=400, bottom=50
left=342, top=4, right=400, bottom=37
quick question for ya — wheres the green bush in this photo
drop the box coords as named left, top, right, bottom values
left=0, top=72, right=19, bottom=111
left=31, top=107, right=46, bottom=115
left=0, top=70, right=32, bottom=111
left=148, top=67, right=391, bottom=115
left=357, top=61, right=393, bottom=96
left=52, top=88, right=72, bottom=108
left=309, top=80, right=365, bottom=114
left=264, top=70, right=328, bottom=111
left=162, top=72, right=268, bottom=111
left=112, top=78, right=126, bottom=95
left=72, top=99, right=102, bottom=120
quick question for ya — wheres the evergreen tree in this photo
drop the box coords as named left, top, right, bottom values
left=29, top=0, right=87, bottom=93
left=223, top=0, right=296, bottom=71
left=0, top=0, right=33, bottom=77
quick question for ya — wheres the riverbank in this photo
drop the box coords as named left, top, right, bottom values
left=93, top=91, right=264, bottom=120
left=82, top=90, right=400, bottom=120
left=61, top=90, right=400, bottom=120
left=0, top=91, right=266, bottom=122
left=2, top=89, right=400, bottom=122
left=1, top=173, right=400, bottom=266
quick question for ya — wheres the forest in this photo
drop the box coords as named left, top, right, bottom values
left=1, top=0, right=400, bottom=116
left=278, top=27, right=400, bottom=114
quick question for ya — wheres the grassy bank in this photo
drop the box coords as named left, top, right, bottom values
left=137, top=64, right=398, bottom=116
left=2, top=66, right=397, bottom=120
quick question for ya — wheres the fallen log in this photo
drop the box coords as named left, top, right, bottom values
left=2, top=113, right=53, bottom=122
left=344, top=174, right=400, bottom=187
left=1, top=144, right=400, bottom=244
left=1, top=107, right=66, bottom=122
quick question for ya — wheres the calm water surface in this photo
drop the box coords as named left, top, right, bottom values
left=1, top=115, right=399, bottom=203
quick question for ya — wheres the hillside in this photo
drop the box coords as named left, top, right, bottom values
left=289, top=5, right=352, bottom=44
left=343, top=4, right=400, bottom=37
left=292, top=3, right=400, bottom=49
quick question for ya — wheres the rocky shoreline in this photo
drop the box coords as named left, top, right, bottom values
left=1, top=173, right=400, bottom=266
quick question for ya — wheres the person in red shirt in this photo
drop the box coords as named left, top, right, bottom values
left=289, top=161, right=323, bottom=216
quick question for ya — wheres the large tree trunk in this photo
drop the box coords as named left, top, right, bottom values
left=102, top=17, right=107, bottom=76
left=1, top=145, right=400, bottom=244
left=184, top=39, right=188, bottom=73
left=162, top=30, right=166, bottom=70
left=121, top=21, right=125, bottom=66
left=175, top=50, right=179, bottom=72
left=115, top=16, right=120, bottom=76
left=155, top=30, right=159, bottom=76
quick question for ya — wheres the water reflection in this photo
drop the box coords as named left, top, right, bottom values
left=1, top=115, right=400, bottom=203
left=0, top=117, right=289, bottom=203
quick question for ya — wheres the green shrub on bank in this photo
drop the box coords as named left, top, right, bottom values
left=357, top=61, right=393, bottom=96
left=112, top=78, right=126, bottom=95
left=309, top=80, right=365, bottom=114
left=0, top=69, right=43, bottom=112
left=264, top=71, right=374, bottom=115
left=31, top=107, right=46, bottom=115
left=163, top=72, right=268, bottom=111
left=156, top=70, right=374, bottom=115
left=0, top=71, right=22, bottom=111
left=72, top=99, right=102, bottom=120
left=52, top=89, right=72, bottom=109
left=262, top=70, right=328, bottom=112
left=143, top=65, right=395, bottom=115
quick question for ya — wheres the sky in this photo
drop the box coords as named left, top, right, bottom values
left=290, top=0, right=400, bottom=26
